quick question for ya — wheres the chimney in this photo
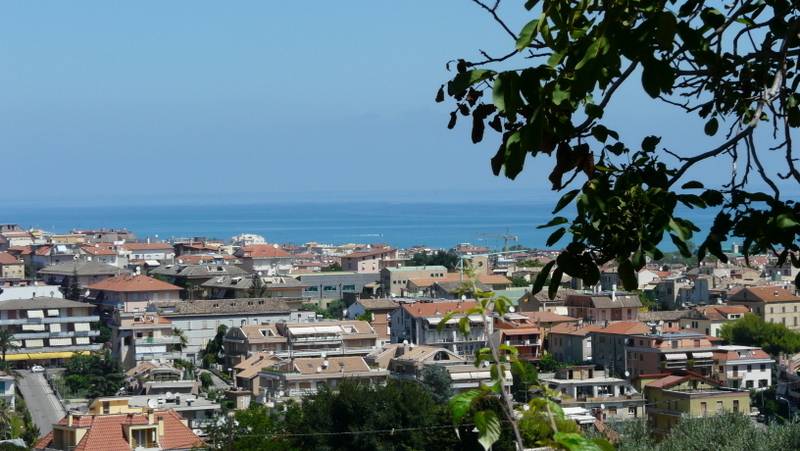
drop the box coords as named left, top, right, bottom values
left=67, top=413, right=73, bottom=427
left=611, top=284, right=617, bottom=302
left=148, top=410, right=155, bottom=425
left=157, top=415, right=165, bottom=436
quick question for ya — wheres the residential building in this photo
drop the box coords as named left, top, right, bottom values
left=540, top=365, right=645, bottom=421
left=0, top=371, right=14, bottom=408
left=74, top=228, right=136, bottom=244
left=0, top=297, right=101, bottom=363
left=638, top=310, right=687, bottom=330
left=222, top=320, right=378, bottom=366
left=547, top=323, right=603, bottom=364
left=86, top=275, right=182, bottom=313
left=523, top=311, right=579, bottom=337
left=234, top=244, right=292, bottom=273
left=713, top=345, right=773, bottom=390
left=295, top=271, right=380, bottom=300
left=764, top=261, right=800, bottom=283
left=79, top=243, right=121, bottom=266
left=380, top=266, right=448, bottom=296
left=202, top=274, right=306, bottom=299
left=76, top=394, right=219, bottom=433
left=371, top=344, right=510, bottom=393
left=341, top=247, right=398, bottom=272
left=33, top=409, right=204, bottom=451
left=113, top=312, right=184, bottom=370
left=727, top=286, right=800, bottom=329
left=565, top=291, right=641, bottom=323
left=38, top=261, right=127, bottom=290
left=590, top=321, right=650, bottom=377
left=679, top=305, right=750, bottom=337
left=259, top=356, right=389, bottom=403
left=120, top=242, right=176, bottom=266
left=151, top=263, right=250, bottom=299
left=345, top=298, right=399, bottom=343
left=495, top=313, right=543, bottom=361
left=640, top=371, right=751, bottom=436
left=626, top=331, right=718, bottom=378
left=233, top=352, right=282, bottom=396
left=148, top=298, right=315, bottom=362
left=0, top=252, right=24, bottom=279
left=391, top=300, right=487, bottom=358
left=0, top=280, right=63, bottom=302
left=405, top=273, right=512, bottom=298
left=0, top=230, right=34, bottom=251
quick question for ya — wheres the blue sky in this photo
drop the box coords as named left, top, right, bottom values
left=0, top=1, right=792, bottom=205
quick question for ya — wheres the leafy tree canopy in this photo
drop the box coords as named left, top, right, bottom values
left=410, top=250, right=461, bottom=270
left=63, top=351, right=125, bottom=399
left=720, top=312, right=800, bottom=355
left=440, top=0, right=800, bottom=297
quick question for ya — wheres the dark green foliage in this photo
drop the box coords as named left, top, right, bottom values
left=420, top=365, right=453, bottom=403
left=720, top=313, right=800, bottom=355
left=92, top=321, right=112, bottom=344
left=63, top=351, right=124, bottom=399
left=535, top=353, right=564, bottom=372
left=321, top=262, right=342, bottom=272
left=0, top=329, right=19, bottom=364
left=247, top=274, right=267, bottom=298
left=509, top=276, right=530, bottom=287
left=201, top=325, right=228, bottom=368
left=616, top=412, right=800, bottom=451
left=301, top=299, right=348, bottom=320
left=409, top=251, right=460, bottom=270
left=199, top=372, right=213, bottom=390
left=442, top=0, right=800, bottom=298
left=511, top=360, right=538, bottom=403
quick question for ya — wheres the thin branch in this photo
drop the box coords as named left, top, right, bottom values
left=471, top=0, right=518, bottom=41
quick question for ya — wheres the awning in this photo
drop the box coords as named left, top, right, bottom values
left=426, top=317, right=442, bottom=326
left=28, top=351, right=90, bottom=360
left=2, top=354, right=31, bottom=361
left=145, top=260, right=161, bottom=266
left=288, top=325, right=342, bottom=335
left=664, top=353, right=688, bottom=361
left=692, top=351, right=714, bottom=359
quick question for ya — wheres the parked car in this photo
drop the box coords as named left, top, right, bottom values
left=31, top=365, right=45, bottom=373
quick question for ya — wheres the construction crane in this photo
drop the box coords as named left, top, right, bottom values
left=479, top=230, right=519, bottom=252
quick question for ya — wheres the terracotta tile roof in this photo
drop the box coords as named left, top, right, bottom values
left=729, top=286, right=800, bottom=303
left=34, top=245, right=52, bottom=256
left=236, top=244, right=290, bottom=258
left=694, top=305, right=750, bottom=321
left=548, top=323, right=604, bottom=337
left=644, top=374, right=687, bottom=389
left=401, top=300, right=479, bottom=318
left=0, top=251, right=21, bottom=265
left=87, top=274, right=181, bottom=293
left=592, top=321, right=650, bottom=335
left=7, top=245, right=32, bottom=256
left=523, top=311, right=578, bottom=324
left=408, top=273, right=511, bottom=288
left=35, top=410, right=203, bottom=451
left=80, top=244, right=117, bottom=256
left=290, top=356, right=370, bottom=375
left=121, top=242, right=174, bottom=251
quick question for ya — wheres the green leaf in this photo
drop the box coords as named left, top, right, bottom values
left=435, top=85, right=445, bottom=103
left=617, top=258, right=637, bottom=291
left=670, top=233, right=692, bottom=258
left=532, top=261, right=555, bottom=294
left=516, top=19, right=539, bottom=51
left=448, top=389, right=482, bottom=424
left=537, top=216, right=568, bottom=229
left=553, top=189, right=580, bottom=214
left=704, top=117, right=719, bottom=136
left=554, top=432, right=607, bottom=451
left=776, top=214, right=800, bottom=230
left=448, top=70, right=496, bottom=96
left=576, top=35, right=608, bottom=70
left=552, top=84, right=570, bottom=105
left=641, top=58, right=674, bottom=98
left=701, top=8, right=725, bottom=28
left=681, top=181, right=704, bottom=190
left=548, top=267, right=563, bottom=299
left=473, top=410, right=502, bottom=451
left=642, top=136, right=661, bottom=151
left=493, top=72, right=521, bottom=117
left=546, top=227, right=566, bottom=247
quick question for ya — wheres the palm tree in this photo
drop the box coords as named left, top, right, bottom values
left=173, top=328, right=188, bottom=353
left=0, top=329, right=19, bottom=365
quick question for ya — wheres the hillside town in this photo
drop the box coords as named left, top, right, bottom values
left=0, top=223, right=796, bottom=449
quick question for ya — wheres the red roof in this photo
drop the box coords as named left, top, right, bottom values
left=593, top=321, right=650, bottom=335
left=87, top=275, right=181, bottom=293
left=236, top=244, right=290, bottom=258
left=34, top=410, right=203, bottom=451
left=0, top=251, right=20, bottom=265
left=547, top=323, right=604, bottom=337
left=402, top=301, right=479, bottom=318
left=729, top=286, right=800, bottom=303
left=80, top=244, right=116, bottom=256
left=523, top=311, right=578, bottom=324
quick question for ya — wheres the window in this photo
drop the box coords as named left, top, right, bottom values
left=760, top=363, right=767, bottom=371
left=733, top=400, right=740, bottom=413
left=783, top=306, right=787, bottom=313
left=716, top=401, right=723, bottom=412
left=700, top=402, right=707, bottom=416
left=746, top=380, right=754, bottom=388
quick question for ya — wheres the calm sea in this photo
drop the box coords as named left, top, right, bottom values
left=0, top=201, right=715, bottom=250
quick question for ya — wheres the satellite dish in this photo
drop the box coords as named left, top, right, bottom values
left=147, top=398, right=158, bottom=409
left=508, top=306, right=516, bottom=313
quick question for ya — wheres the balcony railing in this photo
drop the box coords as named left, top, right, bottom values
left=136, top=351, right=183, bottom=361
left=12, top=330, right=99, bottom=340
left=135, top=336, right=183, bottom=345
left=0, top=315, right=99, bottom=326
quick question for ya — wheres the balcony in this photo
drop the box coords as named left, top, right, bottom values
left=6, top=343, right=103, bottom=355
left=135, top=336, right=183, bottom=346
left=12, top=330, right=99, bottom=340
left=137, top=351, right=183, bottom=361
left=0, top=315, right=100, bottom=326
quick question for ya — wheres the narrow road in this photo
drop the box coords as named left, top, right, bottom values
left=198, top=369, right=230, bottom=390
left=16, top=370, right=65, bottom=436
